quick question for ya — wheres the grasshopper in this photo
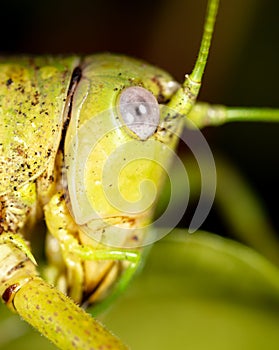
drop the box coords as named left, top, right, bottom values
left=1, top=0, right=279, bottom=349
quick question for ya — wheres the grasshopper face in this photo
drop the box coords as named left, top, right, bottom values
left=64, top=54, right=184, bottom=248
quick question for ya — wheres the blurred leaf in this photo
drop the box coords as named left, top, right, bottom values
left=99, top=230, right=279, bottom=350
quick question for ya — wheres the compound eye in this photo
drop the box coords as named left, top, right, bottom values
left=118, top=86, right=160, bottom=140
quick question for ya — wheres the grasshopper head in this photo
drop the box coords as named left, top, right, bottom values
left=64, top=54, right=185, bottom=248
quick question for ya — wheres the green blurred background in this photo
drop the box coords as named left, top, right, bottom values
left=1, top=1, right=279, bottom=349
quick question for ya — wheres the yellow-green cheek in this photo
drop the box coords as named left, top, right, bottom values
left=84, top=136, right=165, bottom=221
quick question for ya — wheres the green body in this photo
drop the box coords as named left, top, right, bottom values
left=0, top=54, right=182, bottom=349
left=0, top=56, right=79, bottom=196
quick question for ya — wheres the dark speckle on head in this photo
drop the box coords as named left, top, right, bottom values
left=6, top=78, right=13, bottom=87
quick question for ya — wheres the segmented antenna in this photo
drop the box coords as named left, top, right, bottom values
left=168, top=0, right=220, bottom=116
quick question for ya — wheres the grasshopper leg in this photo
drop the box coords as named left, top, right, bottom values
left=0, top=233, right=127, bottom=350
